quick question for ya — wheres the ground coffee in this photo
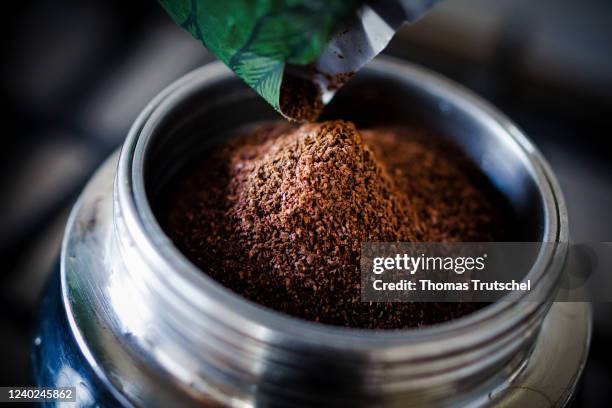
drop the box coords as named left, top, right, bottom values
left=163, top=121, right=507, bottom=329
left=279, top=73, right=324, bottom=122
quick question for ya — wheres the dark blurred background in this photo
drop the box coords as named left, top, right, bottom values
left=1, top=0, right=611, bottom=405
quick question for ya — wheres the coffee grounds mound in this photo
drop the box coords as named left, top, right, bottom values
left=163, top=121, right=506, bottom=329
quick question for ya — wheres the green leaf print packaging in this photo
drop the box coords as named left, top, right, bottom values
left=159, top=0, right=440, bottom=121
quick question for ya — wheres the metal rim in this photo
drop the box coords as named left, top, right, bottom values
left=115, top=57, right=567, bottom=351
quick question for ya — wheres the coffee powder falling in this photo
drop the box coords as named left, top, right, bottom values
left=163, top=121, right=507, bottom=329
left=279, top=73, right=324, bottom=122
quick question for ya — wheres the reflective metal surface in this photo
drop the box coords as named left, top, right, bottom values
left=41, top=59, right=590, bottom=406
